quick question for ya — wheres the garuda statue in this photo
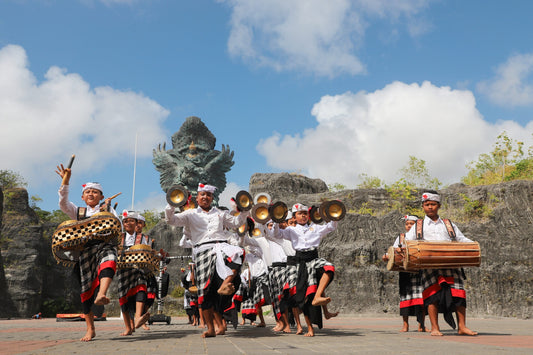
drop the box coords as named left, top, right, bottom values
left=152, top=116, right=234, bottom=205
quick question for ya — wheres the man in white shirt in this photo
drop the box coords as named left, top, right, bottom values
left=404, top=191, right=478, bottom=337
left=165, top=183, right=249, bottom=338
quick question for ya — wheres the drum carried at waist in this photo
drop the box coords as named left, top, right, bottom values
left=402, top=240, right=481, bottom=270
left=117, top=244, right=159, bottom=275
left=385, top=246, right=417, bottom=273
left=51, top=212, right=122, bottom=267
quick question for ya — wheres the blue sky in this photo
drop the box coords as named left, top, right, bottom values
left=1, top=0, right=533, bottom=213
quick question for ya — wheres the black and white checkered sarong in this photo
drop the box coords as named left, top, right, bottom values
left=269, top=265, right=287, bottom=318
left=79, top=242, right=117, bottom=305
left=117, top=267, right=148, bottom=306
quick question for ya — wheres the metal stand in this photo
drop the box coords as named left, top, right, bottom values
left=148, top=255, right=191, bottom=325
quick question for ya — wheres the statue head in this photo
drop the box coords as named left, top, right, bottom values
left=172, top=116, right=216, bottom=154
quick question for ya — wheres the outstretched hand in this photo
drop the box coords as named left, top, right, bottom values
left=55, top=164, right=71, bottom=186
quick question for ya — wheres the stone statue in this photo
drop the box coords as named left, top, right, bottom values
left=152, top=116, right=234, bottom=204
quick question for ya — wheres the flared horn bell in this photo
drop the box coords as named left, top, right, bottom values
left=235, top=190, right=253, bottom=211
left=251, top=223, right=263, bottom=237
left=319, top=201, right=331, bottom=222
left=324, top=200, right=346, bottom=221
left=254, top=192, right=271, bottom=205
left=269, top=201, right=288, bottom=223
left=237, top=223, right=248, bottom=237
left=166, top=185, right=189, bottom=208
left=252, top=203, right=270, bottom=224
left=309, top=205, right=324, bottom=224
left=180, top=199, right=197, bottom=212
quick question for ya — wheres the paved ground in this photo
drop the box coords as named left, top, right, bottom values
left=0, top=314, right=531, bottom=354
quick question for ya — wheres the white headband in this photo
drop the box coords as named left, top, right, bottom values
left=421, top=192, right=440, bottom=202
left=198, top=183, right=217, bottom=193
left=291, top=203, right=308, bottom=213
left=122, top=210, right=139, bottom=220
left=82, top=182, right=103, bottom=193
left=403, top=215, right=419, bottom=221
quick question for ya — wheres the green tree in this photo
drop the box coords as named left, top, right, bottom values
left=398, top=156, right=442, bottom=190
left=357, top=173, right=384, bottom=189
left=328, top=183, right=346, bottom=192
left=462, top=131, right=530, bottom=185
left=0, top=170, right=27, bottom=189
left=141, top=209, right=162, bottom=231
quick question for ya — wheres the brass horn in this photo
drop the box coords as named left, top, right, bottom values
left=269, top=201, right=288, bottom=223
left=252, top=203, right=270, bottom=224
left=309, top=205, right=324, bottom=224
left=324, top=200, right=346, bottom=221
left=237, top=223, right=248, bottom=237
left=235, top=190, right=253, bottom=211
left=254, top=192, right=271, bottom=205
left=251, top=222, right=263, bottom=237
left=166, top=185, right=190, bottom=208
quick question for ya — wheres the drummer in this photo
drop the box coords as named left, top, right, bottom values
left=135, top=213, right=156, bottom=330
left=117, top=210, right=151, bottom=335
left=404, top=191, right=477, bottom=336
left=382, top=215, right=427, bottom=332
left=55, top=165, right=117, bottom=342
left=165, top=183, right=250, bottom=338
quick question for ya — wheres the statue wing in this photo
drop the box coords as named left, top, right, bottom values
left=152, top=142, right=178, bottom=192
left=204, top=144, right=235, bottom=191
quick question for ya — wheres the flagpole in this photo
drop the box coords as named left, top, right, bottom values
left=131, top=132, right=138, bottom=210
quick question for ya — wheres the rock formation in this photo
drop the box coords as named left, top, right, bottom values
left=1, top=174, right=532, bottom=319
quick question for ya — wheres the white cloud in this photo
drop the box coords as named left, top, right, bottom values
left=219, top=0, right=432, bottom=77
left=258, top=81, right=533, bottom=186
left=0, top=44, right=169, bottom=188
left=477, top=53, right=533, bottom=107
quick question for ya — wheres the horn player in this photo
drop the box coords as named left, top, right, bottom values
left=164, top=183, right=250, bottom=338
left=268, top=202, right=341, bottom=337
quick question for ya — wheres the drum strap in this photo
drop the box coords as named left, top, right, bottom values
left=442, top=219, right=456, bottom=240
left=398, top=233, right=405, bottom=247
left=77, top=207, right=87, bottom=221
left=415, top=218, right=457, bottom=240
left=415, top=219, right=424, bottom=240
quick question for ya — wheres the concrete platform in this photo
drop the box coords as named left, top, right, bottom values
left=1, top=315, right=531, bottom=354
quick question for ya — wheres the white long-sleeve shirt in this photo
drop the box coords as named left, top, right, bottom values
left=165, top=204, right=249, bottom=246
left=58, top=185, right=118, bottom=220
left=272, top=221, right=337, bottom=251
left=404, top=216, right=472, bottom=243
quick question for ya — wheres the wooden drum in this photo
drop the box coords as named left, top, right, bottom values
left=117, top=244, right=159, bottom=275
left=403, top=240, right=481, bottom=270
left=51, top=212, right=122, bottom=267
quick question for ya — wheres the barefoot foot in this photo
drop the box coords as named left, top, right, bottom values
left=80, top=330, right=95, bottom=342
left=430, top=329, right=443, bottom=336
left=217, top=283, right=235, bottom=295
left=304, top=329, right=315, bottom=337
left=311, top=296, right=331, bottom=306
left=135, top=313, right=150, bottom=329
left=202, top=330, right=216, bottom=338
left=296, top=327, right=304, bottom=335
left=94, top=294, right=110, bottom=306
left=324, top=311, right=339, bottom=320
left=458, top=328, right=478, bottom=336
left=120, top=329, right=133, bottom=336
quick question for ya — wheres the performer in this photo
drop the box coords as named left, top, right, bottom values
left=272, top=203, right=339, bottom=337
left=165, top=183, right=249, bottom=338
left=117, top=211, right=151, bottom=335
left=134, top=213, right=156, bottom=330
left=244, top=242, right=271, bottom=328
left=55, top=164, right=117, bottom=342
left=382, top=215, right=427, bottom=332
left=404, top=191, right=478, bottom=336
left=265, top=219, right=293, bottom=332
